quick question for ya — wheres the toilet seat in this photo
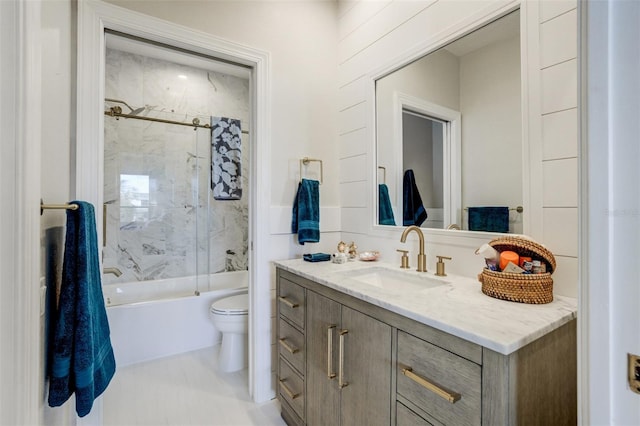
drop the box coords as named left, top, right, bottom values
left=210, top=293, right=248, bottom=316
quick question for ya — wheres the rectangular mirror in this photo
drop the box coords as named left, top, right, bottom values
left=376, top=9, right=523, bottom=233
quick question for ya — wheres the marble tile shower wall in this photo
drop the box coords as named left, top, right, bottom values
left=103, top=48, right=249, bottom=284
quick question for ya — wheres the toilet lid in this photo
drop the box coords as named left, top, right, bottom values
left=210, top=293, right=248, bottom=315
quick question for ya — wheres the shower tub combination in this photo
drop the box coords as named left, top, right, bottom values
left=104, top=270, right=248, bottom=367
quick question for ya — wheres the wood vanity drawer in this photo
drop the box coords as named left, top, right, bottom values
left=278, top=278, right=305, bottom=330
left=278, top=357, right=305, bottom=420
left=397, top=331, right=481, bottom=426
left=396, top=402, right=434, bottom=426
left=278, top=318, right=305, bottom=375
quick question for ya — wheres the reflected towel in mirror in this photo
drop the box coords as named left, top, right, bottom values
left=403, top=169, right=427, bottom=227
left=468, top=206, right=509, bottom=233
left=378, top=184, right=396, bottom=225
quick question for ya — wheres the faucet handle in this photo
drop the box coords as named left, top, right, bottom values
left=397, top=249, right=410, bottom=269
left=435, top=256, right=452, bottom=277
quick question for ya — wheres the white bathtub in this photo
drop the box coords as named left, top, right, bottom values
left=105, top=270, right=248, bottom=367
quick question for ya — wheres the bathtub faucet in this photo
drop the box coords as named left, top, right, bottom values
left=103, top=267, right=123, bottom=277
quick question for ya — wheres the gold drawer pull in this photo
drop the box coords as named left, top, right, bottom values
left=339, top=329, right=349, bottom=389
left=402, top=367, right=461, bottom=403
left=279, top=338, right=299, bottom=354
left=278, top=296, right=299, bottom=309
left=327, top=325, right=336, bottom=379
left=279, top=379, right=300, bottom=400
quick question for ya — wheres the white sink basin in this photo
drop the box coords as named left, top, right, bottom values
left=340, top=267, right=448, bottom=293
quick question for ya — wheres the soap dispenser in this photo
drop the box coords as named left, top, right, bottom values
left=435, top=256, right=452, bottom=277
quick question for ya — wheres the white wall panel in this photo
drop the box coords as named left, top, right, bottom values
left=542, top=108, right=578, bottom=160
left=339, top=1, right=435, bottom=63
left=338, top=0, right=359, bottom=19
left=339, top=102, right=367, bottom=134
left=543, top=207, right=578, bottom=256
left=541, top=58, right=577, bottom=113
left=540, top=9, right=577, bottom=68
left=270, top=206, right=341, bottom=235
left=340, top=180, right=368, bottom=208
left=552, top=255, right=578, bottom=298
left=339, top=154, right=367, bottom=183
left=339, top=127, right=368, bottom=159
left=339, top=75, right=367, bottom=111
left=539, top=0, right=575, bottom=23
left=340, top=207, right=370, bottom=234
left=339, top=0, right=497, bottom=86
left=339, top=0, right=391, bottom=40
left=542, top=158, right=578, bottom=207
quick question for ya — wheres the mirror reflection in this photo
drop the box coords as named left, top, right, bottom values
left=376, top=10, right=523, bottom=233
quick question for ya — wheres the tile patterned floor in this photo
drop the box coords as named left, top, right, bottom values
left=103, top=346, right=285, bottom=426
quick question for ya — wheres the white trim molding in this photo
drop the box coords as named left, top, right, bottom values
left=580, top=0, right=640, bottom=423
left=391, top=92, right=461, bottom=229
left=0, top=0, right=42, bottom=424
left=77, top=0, right=272, bottom=403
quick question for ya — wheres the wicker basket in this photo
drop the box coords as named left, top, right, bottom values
left=478, top=236, right=556, bottom=304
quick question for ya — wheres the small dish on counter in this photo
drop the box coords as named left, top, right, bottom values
left=358, top=251, right=380, bottom=261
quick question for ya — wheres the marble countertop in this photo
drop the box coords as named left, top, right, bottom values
left=274, top=258, right=577, bottom=355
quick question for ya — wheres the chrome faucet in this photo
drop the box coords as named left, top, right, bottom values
left=400, top=225, right=427, bottom=272
left=103, top=267, right=123, bottom=277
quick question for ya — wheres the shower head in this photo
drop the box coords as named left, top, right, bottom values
left=105, top=98, right=145, bottom=116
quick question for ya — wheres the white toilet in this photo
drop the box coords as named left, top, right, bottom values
left=209, top=292, right=248, bottom=373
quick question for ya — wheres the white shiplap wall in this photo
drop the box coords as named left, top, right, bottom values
left=538, top=1, right=578, bottom=297
left=338, top=0, right=578, bottom=297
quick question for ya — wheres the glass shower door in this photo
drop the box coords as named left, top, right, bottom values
left=102, top=112, right=210, bottom=301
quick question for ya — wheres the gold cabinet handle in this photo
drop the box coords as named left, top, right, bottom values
left=278, top=379, right=300, bottom=400
left=327, top=325, right=336, bottom=379
left=278, top=338, right=299, bottom=354
left=339, top=329, right=349, bottom=389
left=401, top=367, right=461, bottom=403
left=278, top=296, right=299, bottom=309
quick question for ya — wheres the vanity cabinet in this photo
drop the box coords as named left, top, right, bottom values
left=306, top=291, right=391, bottom=426
left=276, top=267, right=576, bottom=426
left=277, top=274, right=307, bottom=425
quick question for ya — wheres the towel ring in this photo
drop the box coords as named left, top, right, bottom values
left=300, top=157, right=323, bottom=184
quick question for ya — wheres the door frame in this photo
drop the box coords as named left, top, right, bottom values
left=392, top=92, right=461, bottom=229
left=0, top=0, right=41, bottom=423
left=76, top=0, right=272, bottom=402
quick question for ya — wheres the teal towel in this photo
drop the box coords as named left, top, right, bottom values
left=378, top=184, right=396, bottom=226
left=468, top=206, right=509, bottom=233
left=48, top=201, right=116, bottom=417
left=403, top=169, right=428, bottom=227
left=292, top=179, right=320, bottom=244
left=303, top=253, right=331, bottom=262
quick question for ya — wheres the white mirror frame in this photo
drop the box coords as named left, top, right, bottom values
left=391, top=92, right=461, bottom=229
left=367, top=2, right=529, bottom=245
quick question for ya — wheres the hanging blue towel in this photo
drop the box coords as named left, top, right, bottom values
left=292, top=179, right=320, bottom=244
left=403, top=169, right=428, bottom=227
left=48, top=201, right=116, bottom=417
left=468, top=206, right=509, bottom=233
left=378, top=184, right=396, bottom=226
left=211, top=116, right=242, bottom=200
